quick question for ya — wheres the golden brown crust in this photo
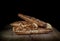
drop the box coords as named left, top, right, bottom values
left=11, top=21, right=52, bottom=35
left=18, top=14, right=46, bottom=27
left=10, top=14, right=53, bottom=35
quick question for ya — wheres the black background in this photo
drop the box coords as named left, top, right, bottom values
left=0, top=1, right=60, bottom=31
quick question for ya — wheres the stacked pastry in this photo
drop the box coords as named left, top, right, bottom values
left=10, top=14, right=53, bottom=34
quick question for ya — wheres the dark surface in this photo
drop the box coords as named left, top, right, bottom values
left=0, top=1, right=60, bottom=31
left=0, top=1, right=60, bottom=41
left=0, top=25, right=60, bottom=41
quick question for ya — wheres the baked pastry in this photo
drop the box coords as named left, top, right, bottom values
left=10, top=14, right=53, bottom=34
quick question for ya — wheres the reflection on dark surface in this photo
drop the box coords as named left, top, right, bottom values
left=0, top=1, right=60, bottom=41
left=0, top=12, right=60, bottom=41
left=0, top=25, right=60, bottom=41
